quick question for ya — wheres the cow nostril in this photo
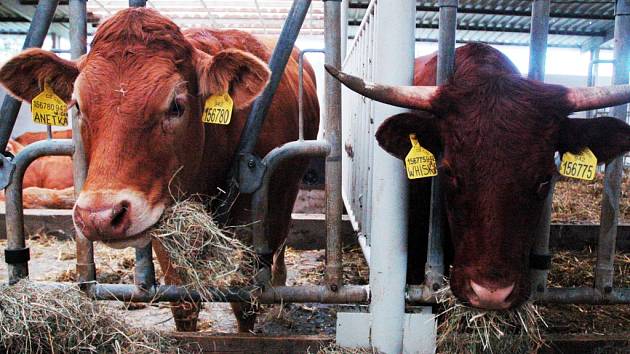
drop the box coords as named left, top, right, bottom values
left=469, top=280, right=515, bottom=309
left=110, top=201, right=129, bottom=227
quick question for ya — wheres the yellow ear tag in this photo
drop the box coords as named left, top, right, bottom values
left=559, top=148, right=597, bottom=181
left=31, top=83, right=68, bottom=126
left=202, top=92, right=233, bottom=125
left=405, top=133, right=437, bottom=179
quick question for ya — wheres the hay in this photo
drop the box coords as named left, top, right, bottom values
left=435, top=287, right=547, bottom=354
left=310, top=343, right=373, bottom=353
left=0, top=280, right=174, bottom=354
left=149, top=198, right=259, bottom=301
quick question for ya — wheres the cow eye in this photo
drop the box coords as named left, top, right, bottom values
left=167, top=98, right=185, bottom=118
left=536, top=176, right=553, bottom=199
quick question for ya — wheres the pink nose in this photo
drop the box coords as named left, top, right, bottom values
left=469, top=280, right=515, bottom=310
left=74, top=201, right=131, bottom=241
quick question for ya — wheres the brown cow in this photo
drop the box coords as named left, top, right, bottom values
left=0, top=8, right=319, bottom=332
left=328, top=43, right=630, bottom=310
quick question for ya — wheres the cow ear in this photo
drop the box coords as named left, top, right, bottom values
left=375, top=112, right=441, bottom=159
left=558, top=116, right=630, bottom=163
left=194, top=48, right=270, bottom=110
left=0, top=48, right=79, bottom=104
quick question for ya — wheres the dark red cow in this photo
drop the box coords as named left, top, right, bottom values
left=328, top=43, right=630, bottom=310
left=0, top=8, right=319, bottom=331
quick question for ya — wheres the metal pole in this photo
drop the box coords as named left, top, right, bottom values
left=368, top=1, right=415, bottom=352
left=528, top=0, right=552, bottom=298
left=5, top=140, right=74, bottom=283
left=69, top=0, right=95, bottom=287
left=587, top=47, right=601, bottom=118
left=425, top=0, right=458, bottom=295
left=595, top=0, right=629, bottom=292
left=298, top=49, right=325, bottom=141
left=0, top=0, right=60, bottom=152
left=129, top=0, right=147, bottom=7
left=528, top=0, right=550, bottom=81
left=324, top=0, right=343, bottom=292
left=340, top=0, right=349, bottom=59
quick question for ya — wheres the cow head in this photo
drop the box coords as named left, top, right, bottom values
left=326, top=44, right=630, bottom=310
left=0, top=8, right=270, bottom=249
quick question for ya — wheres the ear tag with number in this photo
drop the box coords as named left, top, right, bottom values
left=202, top=92, right=233, bottom=125
left=559, top=148, right=597, bottom=181
left=405, top=133, right=437, bottom=179
left=31, top=83, right=68, bottom=126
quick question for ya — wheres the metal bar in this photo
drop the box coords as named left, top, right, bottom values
left=298, top=49, right=325, bottom=141
left=587, top=47, right=601, bottom=118
left=368, top=1, right=415, bottom=352
left=528, top=0, right=553, bottom=298
left=595, top=0, right=629, bottom=292
left=251, top=140, right=330, bottom=284
left=0, top=0, right=59, bottom=153
left=424, top=0, right=457, bottom=295
left=69, top=0, right=95, bottom=287
left=135, top=245, right=156, bottom=290
left=216, top=0, right=312, bottom=220
left=536, top=288, right=630, bottom=304
left=324, top=0, right=343, bottom=292
left=5, top=140, right=74, bottom=283
left=129, top=0, right=147, bottom=7
left=90, top=284, right=369, bottom=304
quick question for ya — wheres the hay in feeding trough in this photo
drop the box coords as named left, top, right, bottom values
left=149, top=198, right=260, bottom=301
left=0, top=281, right=174, bottom=354
left=435, top=287, right=547, bottom=354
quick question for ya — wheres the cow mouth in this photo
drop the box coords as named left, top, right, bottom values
left=102, top=232, right=152, bottom=249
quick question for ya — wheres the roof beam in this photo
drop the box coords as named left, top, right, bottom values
left=580, top=25, right=614, bottom=52
left=0, top=0, right=68, bottom=35
left=349, top=3, right=615, bottom=21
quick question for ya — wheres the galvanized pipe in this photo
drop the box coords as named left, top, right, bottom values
left=90, top=284, right=369, bottom=304
left=0, top=0, right=60, bottom=152
left=135, top=245, right=156, bottom=290
left=528, top=0, right=553, bottom=298
left=5, top=140, right=74, bottom=283
left=586, top=47, right=600, bottom=118
left=251, top=140, right=330, bottom=284
left=595, top=0, right=629, bottom=292
left=129, top=0, right=147, bottom=7
left=528, top=0, right=550, bottom=81
left=368, top=1, right=415, bottom=352
left=536, top=287, right=630, bottom=304
left=298, top=49, right=325, bottom=141
left=69, top=0, right=95, bottom=287
left=425, top=0, right=458, bottom=295
left=324, top=0, right=344, bottom=292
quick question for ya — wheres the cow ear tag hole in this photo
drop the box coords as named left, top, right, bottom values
left=559, top=148, right=597, bottom=181
left=31, top=83, right=69, bottom=127
left=405, top=133, right=437, bottom=179
left=202, top=92, right=233, bottom=125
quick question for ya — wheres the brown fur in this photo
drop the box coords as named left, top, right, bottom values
left=0, top=8, right=319, bottom=330
left=376, top=43, right=630, bottom=308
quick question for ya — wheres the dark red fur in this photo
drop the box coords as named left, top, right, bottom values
left=377, top=43, right=630, bottom=307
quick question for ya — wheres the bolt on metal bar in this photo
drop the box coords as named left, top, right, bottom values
left=5, top=140, right=74, bottom=284
left=425, top=0, right=458, bottom=294
left=68, top=0, right=95, bottom=287
left=324, top=0, right=344, bottom=292
left=595, top=0, right=629, bottom=292
left=216, top=0, right=312, bottom=221
left=528, top=0, right=553, bottom=298
left=298, top=49, right=325, bottom=141
left=0, top=0, right=60, bottom=153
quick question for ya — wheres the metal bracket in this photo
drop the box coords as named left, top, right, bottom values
left=0, top=151, right=16, bottom=190
left=238, top=153, right=267, bottom=194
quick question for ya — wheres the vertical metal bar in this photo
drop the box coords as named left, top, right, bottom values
left=324, top=0, right=343, bottom=291
left=368, top=1, right=415, bottom=353
left=528, top=0, right=550, bottom=81
left=69, top=0, right=95, bottom=286
left=528, top=0, right=552, bottom=298
left=0, top=0, right=60, bottom=153
left=587, top=47, right=600, bottom=118
left=340, top=0, right=349, bottom=59
left=298, top=49, right=325, bottom=142
left=595, top=0, right=629, bottom=292
left=129, top=0, right=147, bottom=7
left=425, top=0, right=458, bottom=294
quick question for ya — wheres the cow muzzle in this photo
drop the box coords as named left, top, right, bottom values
left=468, top=281, right=515, bottom=310
left=73, top=189, right=164, bottom=248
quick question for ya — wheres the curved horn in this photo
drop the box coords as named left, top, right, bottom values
left=567, top=85, right=630, bottom=112
left=325, top=64, right=437, bottom=111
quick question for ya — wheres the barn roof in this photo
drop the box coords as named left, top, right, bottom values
left=0, top=0, right=618, bottom=50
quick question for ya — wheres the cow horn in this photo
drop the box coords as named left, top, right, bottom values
left=567, top=85, right=630, bottom=112
left=325, top=64, right=437, bottom=111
